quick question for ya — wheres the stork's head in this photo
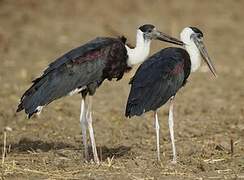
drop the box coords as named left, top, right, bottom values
left=180, top=27, right=217, bottom=77
left=126, top=24, right=183, bottom=67
left=138, top=24, right=183, bottom=45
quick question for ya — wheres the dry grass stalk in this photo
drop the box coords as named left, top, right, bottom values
left=230, top=138, right=234, bottom=155
left=107, top=155, right=115, bottom=167
left=2, top=131, right=7, bottom=165
left=203, top=158, right=225, bottom=164
left=1, top=127, right=12, bottom=166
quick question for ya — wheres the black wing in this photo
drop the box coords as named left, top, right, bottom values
left=125, top=48, right=191, bottom=117
left=17, top=37, right=128, bottom=117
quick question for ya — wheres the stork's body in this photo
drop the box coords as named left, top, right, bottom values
left=17, top=24, right=183, bottom=163
left=18, top=37, right=129, bottom=116
left=126, top=48, right=191, bottom=117
left=18, top=37, right=129, bottom=163
left=126, top=27, right=217, bottom=162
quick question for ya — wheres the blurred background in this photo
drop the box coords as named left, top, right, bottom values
left=0, top=0, right=243, bottom=179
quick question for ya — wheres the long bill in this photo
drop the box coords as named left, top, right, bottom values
left=192, top=35, right=217, bottom=77
left=153, top=30, right=184, bottom=46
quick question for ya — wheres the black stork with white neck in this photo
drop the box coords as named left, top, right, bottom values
left=125, top=27, right=217, bottom=163
left=16, top=24, right=183, bottom=164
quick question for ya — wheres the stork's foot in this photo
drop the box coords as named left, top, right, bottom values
left=92, top=148, right=100, bottom=164
left=83, top=151, right=89, bottom=162
left=157, top=152, right=161, bottom=162
left=94, top=158, right=100, bottom=165
left=171, top=158, right=177, bottom=164
left=82, top=148, right=99, bottom=164
left=82, top=139, right=89, bottom=161
left=88, top=157, right=100, bottom=164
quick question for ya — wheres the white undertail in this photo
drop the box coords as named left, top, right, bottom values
left=126, top=30, right=151, bottom=66
left=180, top=27, right=201, bottom=72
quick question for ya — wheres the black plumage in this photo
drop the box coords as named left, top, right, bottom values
left=125, top=47, right=191, bottom=117
left=17, top=37, right=129, bottom=118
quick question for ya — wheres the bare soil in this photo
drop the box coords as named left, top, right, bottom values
left=0, top=0, right=243, bottom=179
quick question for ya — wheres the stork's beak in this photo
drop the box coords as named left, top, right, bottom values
left=152, top=29, right=184, bottom=46
left=192, top=34, right=217, bottom=77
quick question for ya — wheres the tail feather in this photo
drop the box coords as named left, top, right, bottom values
left=16, top=103, right=23, bottom=112
left=125, top=103, right=144, bottom=118
left=17, top=76, right=48, bottom=117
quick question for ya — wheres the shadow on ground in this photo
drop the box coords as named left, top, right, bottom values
left=93, top=145, right=132, bottom=161
left=0, top=138, right=132, bottom=161
left=0, top=138, right=76, bottom=153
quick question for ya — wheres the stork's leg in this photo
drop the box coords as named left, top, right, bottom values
left=80, top=97, right=88, bottom=161
left=168, top=96, right=177, bottom=163
left=154, top=111, right=161, bottom=161
left=86, top=96, right=99, bottom=164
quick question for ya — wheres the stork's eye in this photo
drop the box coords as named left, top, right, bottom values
left=147, top=29, right=152, bottom=33
left=197, top=33, right=203, bottom=39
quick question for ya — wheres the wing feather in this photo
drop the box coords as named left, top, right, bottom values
left=17, top=37, right=128, bottom=117
left=125, top=48, right=191, bottom=117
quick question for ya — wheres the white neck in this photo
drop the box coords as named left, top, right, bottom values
left=184, top=42, right=201, bottom=72
left=180, top=27, right=201, bottom=72
left=126, top=30, right=151, bottom=67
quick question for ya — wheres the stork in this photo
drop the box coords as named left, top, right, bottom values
left=125, top=27, right=217, bottom=163
left=17, top=24, right=183, bottom=164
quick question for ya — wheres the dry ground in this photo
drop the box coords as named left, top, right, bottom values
left=0, top=0, right=244, bottom=179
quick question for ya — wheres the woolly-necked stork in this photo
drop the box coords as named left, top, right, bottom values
left=125, top=27, right=217, bottom=163
left=17, top=24, right=183, bottom=163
